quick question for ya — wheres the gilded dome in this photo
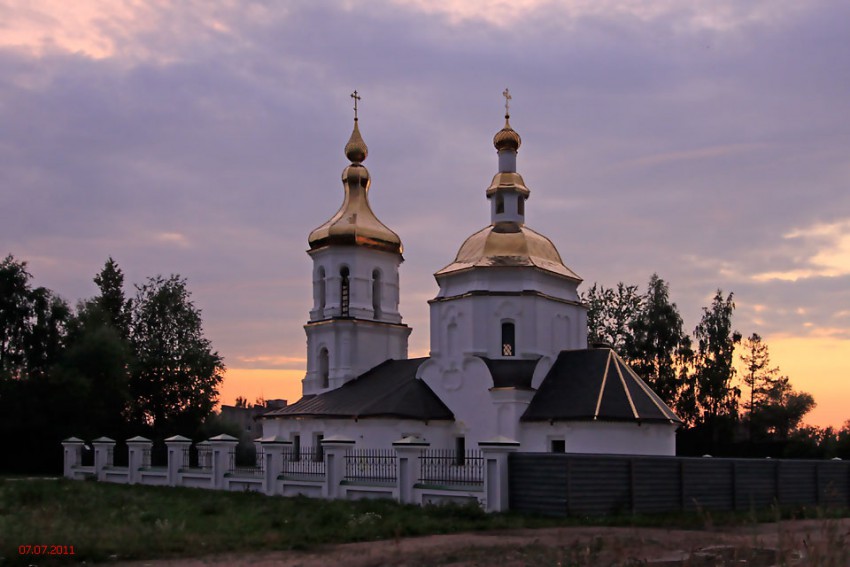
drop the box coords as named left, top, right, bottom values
left=435, top=221, right=580, bottom=280
left=493, top=117, right=522, bottom=152
left=308, top=120, right=401, bottom=255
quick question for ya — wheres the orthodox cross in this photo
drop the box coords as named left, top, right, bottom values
left=351, top=90, right=361, bottom=120
left=502, top=88, right=511, bottom=116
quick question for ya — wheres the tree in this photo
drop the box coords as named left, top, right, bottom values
left=626, top=274, right=692, bottom=410
left=93, top=257, right=131, bottom=339
left=739, top=333, right=778, bottom=440
left=691, top=290, right=742, bottom=451
left=0, top=254, right=70, bottom=381
left=583, top=282, right=642, bottom=352
left=0, top=255, right=34, bottom=378
left=754, top=375, right=815, bottom=442
left=129, top=274, right=225, bottom=435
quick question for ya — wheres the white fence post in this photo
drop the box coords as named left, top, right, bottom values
left=259, top=435, right=290, bottom=496
left=165, top=435, right=192, bottom=487
left=479, top=437, right=520, bottom=513
left=393, top=436, right=430, bottom=505
left=92, top=436, right=116, bottom=481
left=126, top=436, right=152, bottom=484
left=61, top=437, right=85, bottom=479
left=321, top=435, right=355, bottom=499
left=209, top=434, right=239, bottom=490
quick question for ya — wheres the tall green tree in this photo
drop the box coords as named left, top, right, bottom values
left=754, top=375, right=815, bottom=442
left=626, top=274, right=692, bottom=410
left=692, top=290, right=742, bottom=448
left=129, top=274, right=225, bottom=435
left=93, top=257, right=132, bottom=339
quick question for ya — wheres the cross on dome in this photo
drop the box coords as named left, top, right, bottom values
left=503, top=87, right=511, bottom=117
left=351, top=90, right=361, bottom=120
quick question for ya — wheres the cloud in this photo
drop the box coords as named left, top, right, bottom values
left=752, top=219, right=850, bottom=282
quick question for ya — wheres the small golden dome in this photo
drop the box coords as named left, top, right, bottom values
left=493, top=117, right=521, bottom=152
left=435, top=222, right=580, bottom=280
left=344, top=119, right=368, bottom=163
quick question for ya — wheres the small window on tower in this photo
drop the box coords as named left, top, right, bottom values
left=501, top=321, right=515, bottom=357
left=550, top=439, right=566, bottom=453
left=317, top=267, right=326, bottom=312
left=318, top=348, right=329, bottom=389
left=496, top=194, right=505, bottom=214
left=518, top=196, right=524, bottom=216
left=340, top=266, right=350, bottom=317
left=372, top=269, right=381, bottom=319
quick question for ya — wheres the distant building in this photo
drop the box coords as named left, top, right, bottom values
left=262, top=93, right=680, bottom=455
left=221, top=399, right=286, bottom=441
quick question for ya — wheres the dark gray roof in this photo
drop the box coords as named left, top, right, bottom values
left=262, top=358, right=454, bottom=422
left=522, top=348, right=681, bottom=424
left=478, top=357, right=539, bottom=389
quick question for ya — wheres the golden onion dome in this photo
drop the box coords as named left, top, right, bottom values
left=435, top=221, right=580, bottom=280
left=493, top=116, right=522, bottom=152
left=344, top=119, right=368, bottom=163
left=308, top=120, right=402, bottom=255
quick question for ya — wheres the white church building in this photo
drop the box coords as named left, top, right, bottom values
left=262, top=93, right=680, bottom=456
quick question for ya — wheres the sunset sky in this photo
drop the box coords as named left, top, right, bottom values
left=1, top=1, right=848, bottom=428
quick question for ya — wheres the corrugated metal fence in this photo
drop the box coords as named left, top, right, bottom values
left=509, top=453, right=850, bottom=516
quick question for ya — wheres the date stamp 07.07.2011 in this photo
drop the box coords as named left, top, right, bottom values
left=18, top=545, right=76, bottom=557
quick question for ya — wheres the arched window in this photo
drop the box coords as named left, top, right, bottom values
left=372, top=269, right=382, bottom=319
left=318, top=347, right=329, bottom=389
left=317, top=267, right=326, bottom=313
left=517, top=196, right=524, bottom=216
left=495, top=193, right=505, bottom=214
left=340, top=266, right=350, bottom=317
left=501, top=321, right=515, bottom=357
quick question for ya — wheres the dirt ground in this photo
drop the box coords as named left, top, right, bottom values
left=116, top=517, right=850, bottom=566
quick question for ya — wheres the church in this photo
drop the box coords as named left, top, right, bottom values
left=262, top=92, right=680, bottom=456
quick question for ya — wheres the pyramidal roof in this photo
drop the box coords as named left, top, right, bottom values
left=522, top=348, right=681, bottom=424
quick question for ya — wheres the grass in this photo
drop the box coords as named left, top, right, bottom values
left=1, top=478, right=849, bottom=565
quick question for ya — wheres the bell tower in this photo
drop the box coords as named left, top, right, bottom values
left=302, top=92, right=411, bottom=395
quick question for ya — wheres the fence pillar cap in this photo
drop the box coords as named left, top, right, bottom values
left=208, top=433, right=239, bottom=442
left=93, top=436, right=116, bottom=444
left=478, top=435, right=520, bottom=448
left=165, top=435, right=192, bottom=443
left=258, top=435, right=291, bottom=444
left=321, top=435, right=356, bottom=445
left=62, top=436, right=85, bottom=444
left=126, top=435, right=152, bottom=443
left=392, top=435, right=429, bottom=447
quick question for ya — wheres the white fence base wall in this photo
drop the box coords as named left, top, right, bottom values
left=340, top=483, right=398, bottom=501
left=103, top=468, right=130, bottom=484
left=180, top=472, right=214, bottom=489
left=139, top=469, right=168, bottom=486
left=62, top=436, right=516, bottom=512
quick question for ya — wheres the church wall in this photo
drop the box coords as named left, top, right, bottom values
left=521, top=421, right=677, bottom=456
left=429, top=289, right=586, bottom=361
left=417, top=356, right=502, bottom=447
left=262, top=417, right=454, bottom=449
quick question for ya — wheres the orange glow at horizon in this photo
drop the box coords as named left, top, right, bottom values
left=763, top=336, right=850, bottom=429
left=219, top=368, right=303, bottom=408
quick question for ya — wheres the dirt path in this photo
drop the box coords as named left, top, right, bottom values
left=116, top=518, right=850, bottom=566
